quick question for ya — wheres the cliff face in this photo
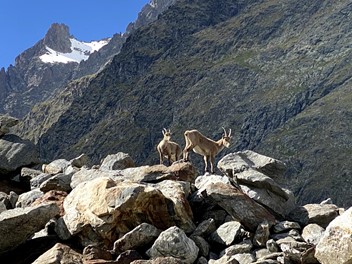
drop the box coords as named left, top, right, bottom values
left=17, top=0, right=352, bottom=207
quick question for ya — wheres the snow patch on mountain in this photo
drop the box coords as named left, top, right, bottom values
left=40, top=38, right=109, bottom=64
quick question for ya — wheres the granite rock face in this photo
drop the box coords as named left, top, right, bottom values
left=0, top=134, right=40, bottom=174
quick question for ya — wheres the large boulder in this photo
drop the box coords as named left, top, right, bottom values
left=42, top=159, right=71, bottom=175
left=218, top=150, right=286, bottom=179
left=100, top=152, right=135, bottom=170
left=154, top=180, right=195, bottom=232
left=203, top=181, right=276, bottom=232
left=112, top=223, right=161, bottom=254
left=70, top=167, right=124, bottom=189
left=0, top=203, right=60, bottom=254
left=70, top=162, right=198, bottom=189
left=39, top=173, right=73, bottom=193
left=209, top=221, right=243, bottom=246
left=63, top=177, right=195, bottom=247
left=0, top=134, right=40, bottom=174
left=218, top=151, right=295, bottom=217
left=0, top=115, right=19, bottom=137
left=288, top=203, right=339, bottom=228
left=315, top=207, right=352, bottom=264
left=120, top=162, right=198, bottom=183
left=16, top=189, right=44, bottom=208
left=32, top=243, right=83, bottom=264
left=147, top=226, right=199, bottom=264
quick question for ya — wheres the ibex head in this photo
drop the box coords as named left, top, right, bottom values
left=162, top=128, right=172, bottom=140
left=222, top=127, right=232, bottom=148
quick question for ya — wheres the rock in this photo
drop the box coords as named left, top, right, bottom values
left=63, top=177, right=195, bottom=247
left=272, top=221, right=301, bottom=233
left=253, top=220, right=270, bottom=247
left=132, top=257, right=184, bottom=264
left=198, top=209, right=228, bottom=227
left=39, top=173, right=72, bottom=193
left=301, top=224, right=325, bottom=245
left=0, top=203, right=60, bottom=253
left=70, top=162, right=197, bottom=189
left=0, top=115, right=19, bottom=137
left=195, top=174, right=232, bottom=190
left=121, top=162, right=197, bottom=183
left=203, top=182, right=276, bottom=232
left=154, top=180, right=195, bottom=233
left=83, top=244, right=113, bottom=260
left=0, top=134, right=40, bottom=174
left=0, top=192, right=11, bottom=211
left=220, top=239, right=253, bottom=256
left=115, top=250, right=143, bottom=264
left=192, top=218, right=217, bottom=237
left=233, top=253, right=256, bottom=264
left=42, top=159, right=71, bottom=174
left=70, top=153, right=90, bottom=168
left=266, top=239, right=279, bottom=253
left=32, top=243, right=83, bottom=264
left=303, top=203, right=339, bottom=228
left=8, top=191, right=18, bottom=208
left=53, top=217, right=72, bottom=241
left=315, top=207, right=352, bottom=264
left=16, top=189, right=44, bottom=208
left=209, top=254, right=239, bottom=264
left=0, top=194, right=8, bottom=213
left=100, top=152, right=135, bottom=170
left=147, top=226, right=199, bottom=264
left=112, top=223, right=161, bottom=254
left=218, top=150, right=286, bottom=179
left=218, top=151, right=295, bottom=217
left=209, top=221, right=242, bottom=246
left=20, top=167, right=43, bottom=181
left=190, top=235, right=210, bottom=257
left=30, top=173, right=54, bottom=189
left=241, top=185, right=295, bottom=219
left=31, top=190, right=67, bottom=216
left=288, top=204, right=339, bottom=228
left=70, top=168, right=124, bottom=189
left=276, top=236, right=312, bottom=263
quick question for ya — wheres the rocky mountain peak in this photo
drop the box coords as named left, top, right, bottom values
left=43, top=23, right=72, bottom=53
left=126, top=0, right=176, bottom=33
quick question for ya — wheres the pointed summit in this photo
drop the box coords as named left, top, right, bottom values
left=43, top=23, right=72, bottom=53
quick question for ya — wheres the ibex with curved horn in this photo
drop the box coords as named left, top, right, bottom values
left=183, top=127, right=232, bottom=173
left=157, top=128, right=182, bottom=165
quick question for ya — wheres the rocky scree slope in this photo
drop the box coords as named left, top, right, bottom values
left=0, top=148, right=349, bottom=264
left=17, top=0, right=352, bottom=207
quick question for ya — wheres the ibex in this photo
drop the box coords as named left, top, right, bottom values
left=157, top=128, right=182, bottom=165
left=183, top=127, right=232, bottom=173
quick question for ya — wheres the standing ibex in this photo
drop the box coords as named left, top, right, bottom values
left=183, top=127, right=232, bottom=173
left=157, top=128, right=182, bottom=165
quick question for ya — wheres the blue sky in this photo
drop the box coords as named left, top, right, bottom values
left=0, top=0, right=150, bottom=69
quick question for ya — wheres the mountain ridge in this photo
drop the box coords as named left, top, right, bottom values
left=0, top=0, right=177, bottom=118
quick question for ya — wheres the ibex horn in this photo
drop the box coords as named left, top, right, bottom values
left=222, top=127, right=227, bottom=137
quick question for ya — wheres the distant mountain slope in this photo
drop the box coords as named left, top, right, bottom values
left=0, top=0, right=176, bottom=118
left=18, top=0, right=352, bottom=207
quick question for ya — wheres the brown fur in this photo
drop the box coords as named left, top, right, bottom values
left=183, top=128, right=232, bottom=173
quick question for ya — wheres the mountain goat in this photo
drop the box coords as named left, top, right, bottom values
left=183, top=127, right=232, bottom=173
left=157, top=128, right=182, bottom=165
